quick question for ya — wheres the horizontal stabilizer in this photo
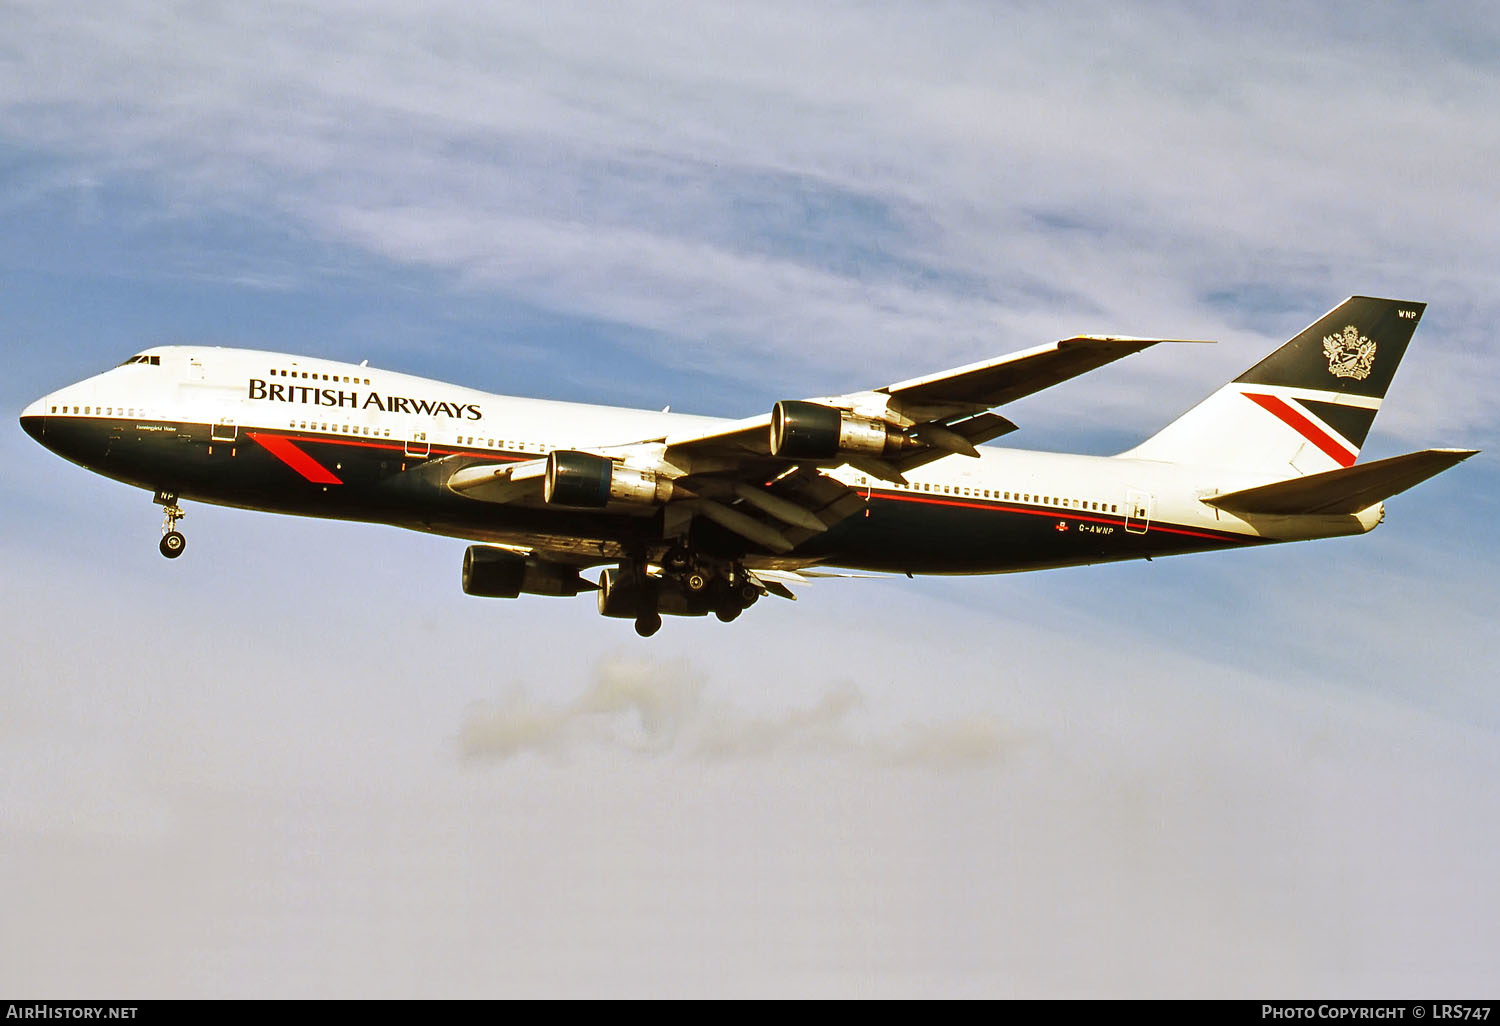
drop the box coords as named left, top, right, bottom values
left=1203, top=448, right=1478, bottom=515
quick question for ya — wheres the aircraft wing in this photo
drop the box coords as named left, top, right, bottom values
left=441, top=334, right=1202, bottom=552
left=659, top=334, right=1202, bottom=469
left=877, top=335, right=1210, bottom=409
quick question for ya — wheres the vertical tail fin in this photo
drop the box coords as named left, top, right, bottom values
left=1120, top=296, right=1425, bottom=475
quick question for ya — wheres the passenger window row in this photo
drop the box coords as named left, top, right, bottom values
left=270, top=368, right=371, bottom=385
left=855, top=475, right=1120, bottom=515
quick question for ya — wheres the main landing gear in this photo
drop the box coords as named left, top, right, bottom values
left=628, top=560, right=663, bottom=638
left=154, top=490, right=186, bottom=559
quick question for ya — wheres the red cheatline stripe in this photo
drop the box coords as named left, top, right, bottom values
left=873, top=490, right=1256, bottom=543
left=247, top=432, right=344, bottom=484
left=1241, top=392, right=1356, bottom=468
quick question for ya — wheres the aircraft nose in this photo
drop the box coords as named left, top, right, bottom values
left=20, top=396, right=48, bottom=443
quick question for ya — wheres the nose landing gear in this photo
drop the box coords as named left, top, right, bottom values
left=154, top=490, right=186, bottom=559
left=159, top=530, right=186, bottom=558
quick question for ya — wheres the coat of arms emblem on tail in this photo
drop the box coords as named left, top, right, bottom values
left=1323, top=325, right=1376, bottom=380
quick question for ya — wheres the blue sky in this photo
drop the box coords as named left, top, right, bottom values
left=3, top=1, right=1498, bottom=997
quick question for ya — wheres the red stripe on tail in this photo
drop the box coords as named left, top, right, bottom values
left=1241, top=393, right=1356, bottom=468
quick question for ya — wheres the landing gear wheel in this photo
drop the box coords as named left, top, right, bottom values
left=714, top=605, right=741, bottom=623
left=154, top=491, right=187, bottom=559
left=634, top=612, right=663, bottom=638
left=684, top=571, right=708, bottom=593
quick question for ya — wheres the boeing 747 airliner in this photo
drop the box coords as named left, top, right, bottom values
left=20, top=296, right=1475, bottom=635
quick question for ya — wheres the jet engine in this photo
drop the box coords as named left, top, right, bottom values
left=543, top=450, right=676, bottom=507
left=769, top=400, right=913, bottom=460
left=462, top=545, right=593, bottom=598
left=596, top=566, right=654, bottom=618
left=596, top=567, right=713, bottom=618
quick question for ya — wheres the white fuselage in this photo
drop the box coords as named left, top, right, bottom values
left=22, top=345, right=1381, bottom=576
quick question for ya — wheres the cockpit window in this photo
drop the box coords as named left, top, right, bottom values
left=117, top=355, right=162, bottom=366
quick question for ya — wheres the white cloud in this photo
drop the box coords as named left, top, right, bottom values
left=4, top=551, right=1497, bottom=995
left=3, top=1, right=1497, bottom=440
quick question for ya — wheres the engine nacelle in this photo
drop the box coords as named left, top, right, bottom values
left=769, top=400, right=910, bottom=460
left=596, top=568, right=711, bottom=618
left=462, top=545, right=591, bottom=598
left=597, top=566, right=653, bottom=618
left=544, top=450, right=675, bottom=507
